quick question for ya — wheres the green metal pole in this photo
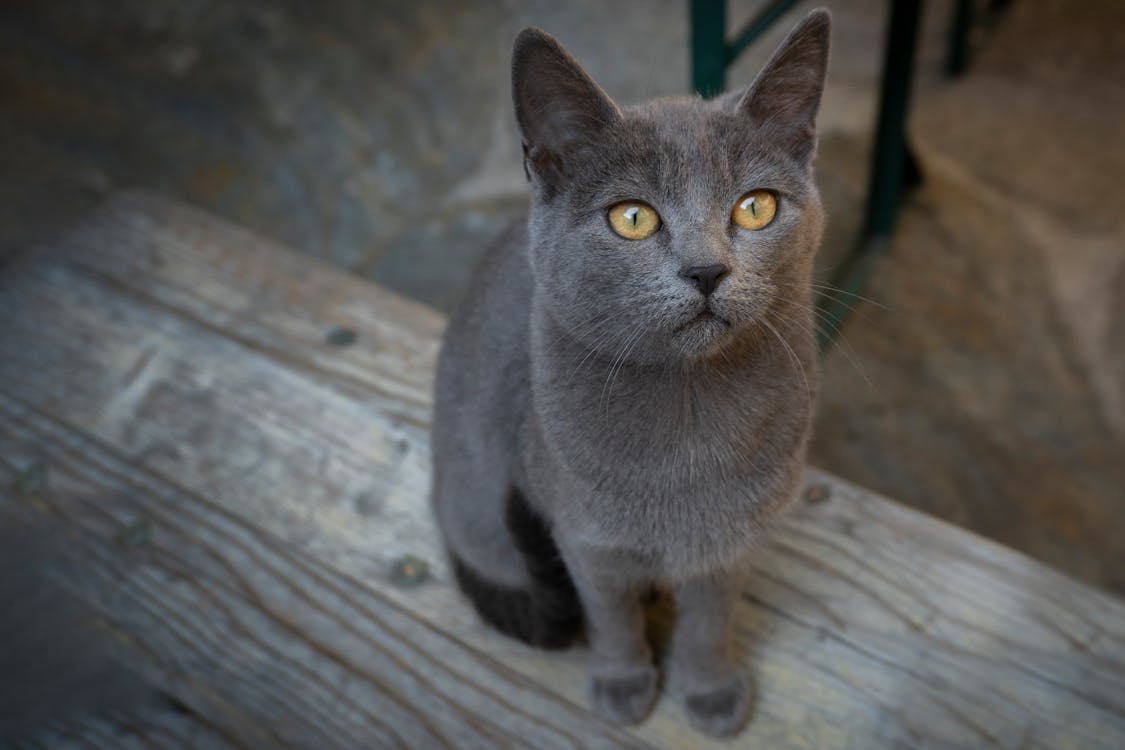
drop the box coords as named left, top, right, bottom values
left=863, top=0, right=922, bottom=241
left=726, top=0, right=801, bottom=62
left=690, top=0, right=727, bottom=98
left=818, top=0, right=923, bottom=352
left=946, top=0, right=973, bottom=76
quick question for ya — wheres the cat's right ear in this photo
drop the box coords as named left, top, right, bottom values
left=735, top=9, right=831, bottom=166
left=512, top=28, right=622, bottom=190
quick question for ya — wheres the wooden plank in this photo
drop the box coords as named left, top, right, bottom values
left=0, top=401, right=650, bottom=750
left=33, top=190, right=444, bottom=429
left=14, top=706, right=239, bottom=750
left=1, top=192, right=1124, bottom=749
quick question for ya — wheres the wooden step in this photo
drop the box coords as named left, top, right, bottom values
left=1, top=192, right=1122, bottom=749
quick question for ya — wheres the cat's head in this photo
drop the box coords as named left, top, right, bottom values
left=513, top=10, right=830, bottom=361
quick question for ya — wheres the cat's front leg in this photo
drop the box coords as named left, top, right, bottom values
left=561, top=543, right=658, bottom=725
left=671, top=565, right=751, bottom=737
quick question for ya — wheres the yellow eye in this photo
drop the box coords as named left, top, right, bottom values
left=731, top=190, right=777, bottom=230
left=608, top=201, right=661, bottom=240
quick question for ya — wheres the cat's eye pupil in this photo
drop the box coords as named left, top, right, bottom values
left=731, top=190, right=776, bottom=231
left=608, top=201, right=660, bottom=239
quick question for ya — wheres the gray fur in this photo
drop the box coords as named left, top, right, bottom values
left=432, top=9, right=830, bottom=735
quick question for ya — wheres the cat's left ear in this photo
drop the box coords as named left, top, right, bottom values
left=511, top=28, right=622, bottom=189
left=735, top=9, right=831, bottom=165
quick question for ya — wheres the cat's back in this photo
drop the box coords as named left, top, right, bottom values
left=431, top=215, right=542, bottom=592
left=432, top=215, right=533, bottom=452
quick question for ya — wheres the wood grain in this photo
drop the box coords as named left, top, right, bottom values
left=1, top=192, right=1123, bottom=749
left=0, top=395, right=648, bottom=750
left=12, top=704, right=239, bottom=750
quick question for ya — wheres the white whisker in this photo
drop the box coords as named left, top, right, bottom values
left=760, top=317, right=812, bottom=416
left=600, top=321, right=646, bottom=417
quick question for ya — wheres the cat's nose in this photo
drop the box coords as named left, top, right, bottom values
left=681, top=264, right=729, bottom=297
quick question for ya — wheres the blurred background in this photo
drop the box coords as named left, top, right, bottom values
left=1, top=0, right=1122, bottom=595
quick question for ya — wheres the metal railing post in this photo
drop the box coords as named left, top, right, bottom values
left=690, top=0, right=728, bottom=97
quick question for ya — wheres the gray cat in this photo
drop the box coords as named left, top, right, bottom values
left=431, top=9, right=829, bottom=736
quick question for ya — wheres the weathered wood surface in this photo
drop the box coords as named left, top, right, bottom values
left=1, top=192, right=1123, bottom=749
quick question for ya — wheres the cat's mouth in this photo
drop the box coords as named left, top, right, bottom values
left=670, top=306, right=736, bottom=357
left=681, top=307, right=731, bottom=330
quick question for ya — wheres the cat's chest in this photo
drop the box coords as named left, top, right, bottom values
left=547, top=370, right=802, bottom=484
left=546, top=450, right=797, bottom=577
left=524, top=385, right=807, bottom=575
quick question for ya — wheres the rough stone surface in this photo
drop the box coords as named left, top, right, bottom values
left=0, top=0, right=950, bottom=300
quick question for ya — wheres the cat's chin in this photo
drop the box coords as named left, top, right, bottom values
left=670, top=312, right=735, bottom=359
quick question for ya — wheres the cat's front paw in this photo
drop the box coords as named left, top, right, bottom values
left=588, top=664, right=659, bottom=725
left=683, top=672, right=752, bottom=737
